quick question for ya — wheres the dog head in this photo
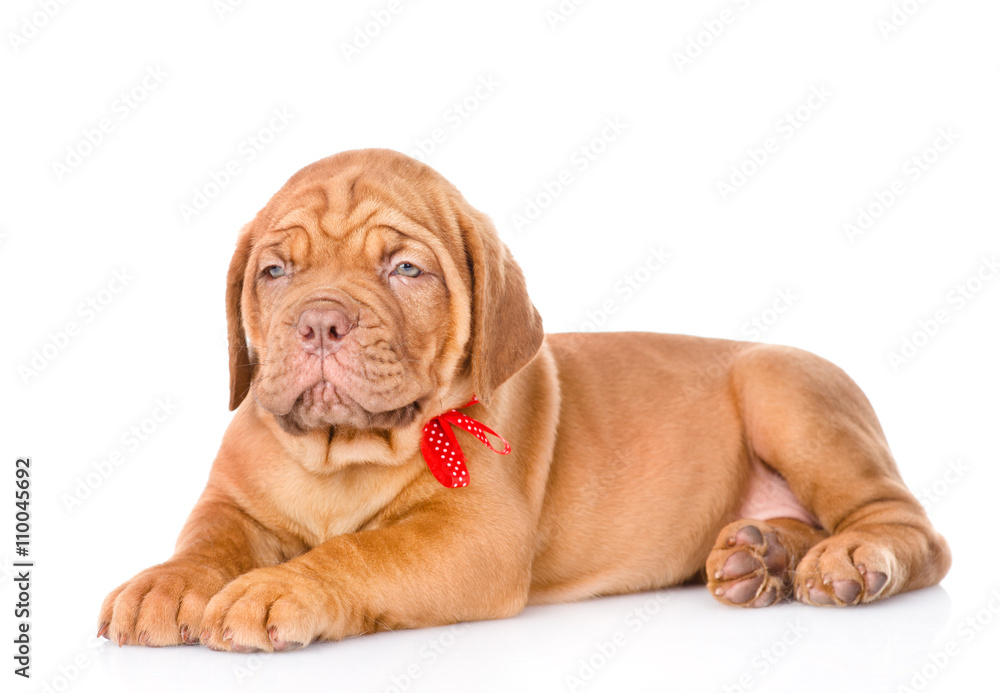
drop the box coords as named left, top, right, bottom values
left=226, top=149, right=543, bottom=437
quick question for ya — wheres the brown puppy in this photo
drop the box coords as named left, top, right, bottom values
left=99, top=149, right=950, bottom=652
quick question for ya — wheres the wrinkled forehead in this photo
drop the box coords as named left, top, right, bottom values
left=251, top=158, right=466, bottom=265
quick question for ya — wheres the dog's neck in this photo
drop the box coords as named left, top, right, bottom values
left=248, top=383, right=477, bottom=477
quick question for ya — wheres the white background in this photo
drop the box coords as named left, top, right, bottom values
left=2, top=1, right=998, bottom=691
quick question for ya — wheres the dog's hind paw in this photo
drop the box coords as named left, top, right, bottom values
left=706, top=520, right=794, bottom=608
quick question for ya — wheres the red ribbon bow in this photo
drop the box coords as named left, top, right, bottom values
left=420, top=396, right=511, bottom=488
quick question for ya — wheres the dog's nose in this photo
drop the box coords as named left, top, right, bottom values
left=297, top=308, right=355, bottom=354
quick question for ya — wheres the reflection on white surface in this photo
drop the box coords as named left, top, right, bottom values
left=73, top=584, right=979, bottom=693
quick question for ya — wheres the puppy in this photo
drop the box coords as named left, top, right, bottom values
left=99, top=149, right=950, bottom=652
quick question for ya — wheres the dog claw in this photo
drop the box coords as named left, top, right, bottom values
left=268, top=625, right=303, bottom=652
left=180, top=625, right=199, bottom=645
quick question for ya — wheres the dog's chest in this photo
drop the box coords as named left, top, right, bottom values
left=251, top=461, right=417, bottom=547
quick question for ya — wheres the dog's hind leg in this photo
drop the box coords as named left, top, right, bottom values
left=722, top=344, right=951, bottom=607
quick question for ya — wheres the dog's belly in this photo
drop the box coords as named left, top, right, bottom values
left=737, top=456, right=818, bottom=526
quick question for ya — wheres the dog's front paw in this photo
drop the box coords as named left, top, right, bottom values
left=99, top=562, right=228, bottom=647
left=200, top=566, right=330, bottom=652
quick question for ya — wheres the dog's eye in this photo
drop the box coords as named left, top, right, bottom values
left=265, top=265, right=285, bottom=279
left=394, top=262, right=422, bottom=278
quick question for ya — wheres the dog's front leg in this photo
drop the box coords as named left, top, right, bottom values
left=99, top=493, right=301, bottom=647
left=198, top=499, right=533, bottom=652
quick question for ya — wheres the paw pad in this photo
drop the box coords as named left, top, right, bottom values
left=793, top=538, right=893, bottom=606
left=707, top=521, right=793, bottom=608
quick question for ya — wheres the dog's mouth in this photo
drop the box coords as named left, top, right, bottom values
left=271, top=381, right=423, bottom=436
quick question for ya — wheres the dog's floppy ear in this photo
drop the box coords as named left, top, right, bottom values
left=463, top=208, right=544, bottom=404
left=226, top=224, right=255, bottom=411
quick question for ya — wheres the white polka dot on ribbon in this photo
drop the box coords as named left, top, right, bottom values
left=418, top=396, right=510, bottom=488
